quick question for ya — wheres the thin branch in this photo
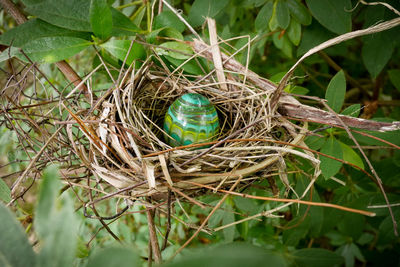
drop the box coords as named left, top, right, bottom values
left=184, top=181, right=375, bottom=217
left=147, top=209, right=162, bottom=264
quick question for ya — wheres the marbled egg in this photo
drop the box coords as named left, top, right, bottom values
left=163, top=93, right=220, bottom=147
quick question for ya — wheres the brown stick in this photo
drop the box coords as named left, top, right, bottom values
left=185, top=181, right=375, bottom=217
left=0, top=0, right=88, bottom=96
left=147, top=209, right=162, bottom=264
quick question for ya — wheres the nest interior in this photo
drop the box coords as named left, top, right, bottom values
left=67, top=58, right=312, bottom=201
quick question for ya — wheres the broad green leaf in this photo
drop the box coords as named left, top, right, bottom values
left=308, top=191, right=324, bottom=237
left=35, top=165, right=63, bottom=236
left=297, top=22, right=335, bottom=56
left=305, top=0, right=352, bottom=34
left=288, top=85, right=309, bottom=95
left=20, top=36, right=91, bottom=63
left=111, top=8, right=141, bottom=36
left=163, top=243, right=287, bottom=267
left=0, top=179, right=11, bottom=203
left=272, top=32, right=292, bottom=58
left=287, top=18, right=301, bottom=45
left=269, top=1, right=279, bottom=31
left=388, top=69, right=400, bottom=92
left=90, top=0, right=113, bottom=39
left=325, top=231, right=347, bottom=246
left=341, top=104, right=361, bottom=117
left=34, top=165, right=79, bottom=267
left=163, top=55, right=205, bottom=75
left=233, top=196, right=258, bottom=215
left=305, top=135, right=326, bottom=151
left=147, top=27, right=184, bottom=44
left=338, top=210, right=365, bottom=240
left=25, top=0, right=92, bottom=31
left=86, top=247, right=141, bottom=267
left=188, top=0, right=229, bottom=27
left=378, top=210, right=400, bottom=244
left=101, top=40, right=146, bottom=66
left=320, top=137, right=343, bottom=179
left=350, top=243, right=365, bottom=262
left=157, top=41, right=193, bottom=60
left=362, top=33, right=394, bottom=79
left=222, top=207, right=235, bottom=242
left=0, top=19, right=91, bottom=48
left=325, top=70, right=346, bottom=113
left=291, top=248, right=344, bottom=267
left=0, top=47, right=19, bottom=62
left=154, top=11, right=185, bottom=32
left=255, top=1, right=273, bottom=32
left=276, top=0, right=290, bottom=29
left=209, top=209, right=224, bottom=228
left=0, top=202, right=36, bottom=267
left=339, top=142, right=364, bottom=170
left=287, top=0, right=312, bottom=25
left=283, top=216, right=310, bottom=246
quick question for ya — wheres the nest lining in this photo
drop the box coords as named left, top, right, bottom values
left=67, top=60, right=312, bottom=199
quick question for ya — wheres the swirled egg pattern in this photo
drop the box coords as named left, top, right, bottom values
left=163, top=93, right=219, bottom=147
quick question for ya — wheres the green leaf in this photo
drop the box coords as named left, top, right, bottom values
left=305, top=0, right=352, bottom=34
left=157, top=41, right=193, bottom=60
left=339, top=142, right=364, bottom=170
left=388, top=69, right=400, bottom=92
left=276, top=0, right=290, bottom=29
left=291, top=248, right=344, bottom=267
left=101, top=39, right=146, bottom=66
left=320, top=137, right=343, bottom=179
left=269, top=1, right=279, bottom=31
left=288, top=85, right=309, bottom=95
left=147, top=27, right=184, bottom=44
left=111, top=8, right=141, bottom=36
left=0, top=178, right=11, bottom=203
left=24, top=0, right=92, bottom=32
left=287, top=18, right=301, bottom=46
left=297, top=22, right=335, bottom=56
left=287, top=0, right=312, bottom=25
left=20, top=36, right=91, bottom=63
left=0, top=47, right=20, bottom=63
left=308, top=191, right=324, bottom=237
left=325, top=70, right=346, bottom=113
left=163, top=55, right=205, bottom=75
left=336, top=243, right=364, bottom=267
left=305, top=135, right=326, bottom=151
left=209, top=209, right=224, bottom=228
left=272, top=32, right=292, bottom=58
left=362, top=33, right=394, bottom=79
left=233, top=196, right=258, bottom=215
left=86, top=247, right=141, bottom=267
left=341, top=104, right=361, bottom=117
left=255, top=1, right=273, bottom=32
left=163, top=243, right=287, bottom=267
left=90, top=0, right=113, bottom=39
left=34, top=165, right=79, bottom=267
left=0, top=19, right=91, bottom=48
left=222, top=207, right=235, bottom=242
left=34, top=165, right=62, bottom=236
left=283, top=217, right=310, bottom=246
left=188, top=0, right=229, bottom=27
left=154, top=11, right=185, bottom=32
left=0, top=202, right=37, bottom=267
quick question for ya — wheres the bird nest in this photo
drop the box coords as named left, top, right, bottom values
left=66, top=56, right=317, bottom=202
